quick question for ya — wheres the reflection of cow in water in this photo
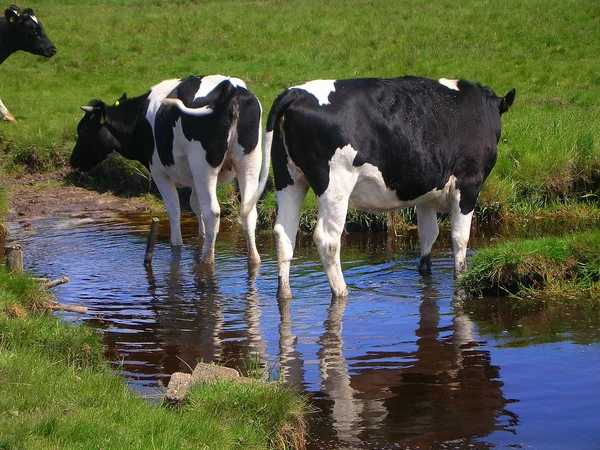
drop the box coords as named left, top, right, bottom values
left=278, top=280, right=518, bottom=448
left=99, top=243, right=265, bottom=387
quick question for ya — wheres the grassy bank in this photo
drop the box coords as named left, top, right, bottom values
left=1, top=0, right=599, bottom=229
left=0, top=268, right=308, bottom=449
left=459, top=231, right=600, bottom=304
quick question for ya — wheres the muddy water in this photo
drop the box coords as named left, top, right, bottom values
left=6, top=213, right=600, bottom=449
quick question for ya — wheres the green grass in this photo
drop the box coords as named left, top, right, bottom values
left=0, top=268, right=308, bottom=449
left=1, top=0, right=599, bottom=224
left=459, top=232, right=600, bottom=303
left=0, top=349, right=306, bottom=449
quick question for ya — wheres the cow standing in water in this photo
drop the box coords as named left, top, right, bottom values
left=266, top=76, right=515, bottom=298
left=70, top=75, right=269, bottom=267
left=0, top=4, right=56, bottom=122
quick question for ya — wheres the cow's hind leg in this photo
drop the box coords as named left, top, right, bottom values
left=191, top=164, right=221, bottom=265
left=314, top=193, right=351, bottom=298
left=234, top=148, right=262, bottom=267
left=189, top=187, right=205, bottom=238
left=416, top=203, right=439, bottom=275
left=450, top=198, right=474, bottom=277
left=274, top=183, right=309, bottom=298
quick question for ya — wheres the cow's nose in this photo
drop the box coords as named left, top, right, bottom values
left=48, top=47, right=57, bottom=57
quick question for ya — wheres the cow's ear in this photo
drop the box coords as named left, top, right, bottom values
left=114, top=93, right=127, bottom=106
left=5, top=5, right=21, bottom=23
left=500, top=88, right=516, bottom=115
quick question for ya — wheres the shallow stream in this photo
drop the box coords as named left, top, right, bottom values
left=6, top=212, right=600, bottom=449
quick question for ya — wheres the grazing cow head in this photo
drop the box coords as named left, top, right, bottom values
left=70, top=100, right=121, bottom=172
left=1, top=5, right=56, bottom=62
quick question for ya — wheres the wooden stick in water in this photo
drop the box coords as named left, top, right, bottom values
left=144, top=217, right=160, bottom=267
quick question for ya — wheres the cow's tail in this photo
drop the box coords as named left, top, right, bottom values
left=240, top=89, right=298, bottom=217
left=240, top=123, right=271, bottom=217
left=162, top=98, right=213, bottom=116
left=161, top=79, right=237, bottom=116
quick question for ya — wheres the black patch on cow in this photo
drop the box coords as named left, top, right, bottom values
left=155, top=76, right=236, bottom=168
left=109, top=93, right=154, bottom=166
left=236, top=88, right=261, bottom=153
left=268, top=76, right=508, bottom=215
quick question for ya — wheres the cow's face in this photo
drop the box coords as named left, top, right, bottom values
left=70, top=102, right=120, bottom=172
left=5, top=6, right=57, bottom=58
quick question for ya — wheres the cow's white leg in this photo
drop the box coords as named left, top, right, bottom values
left=153, top=175, right=183, bottom=246
left=450, top=200, right=474, bottom=277
left=193, top=172, right=220, bottom=265
left=189, top=187, right=205, bottom=238
left=416, top=203, right=439, bottom=275
left=314, top=194, right=351, bottom=298
left=0, top=98, right=17, bottom=123
left=235, top=148, right=262, bottom=267
left=274, top=183, right=308, bottom=298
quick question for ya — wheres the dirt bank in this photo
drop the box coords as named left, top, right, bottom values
left=1, top=169, right=156, bottom=224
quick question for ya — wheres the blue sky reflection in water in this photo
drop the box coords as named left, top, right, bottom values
left=7, top=214, right=600, bottom=449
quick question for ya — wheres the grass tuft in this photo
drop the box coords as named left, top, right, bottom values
left=460, top=232, right=600, bottom=304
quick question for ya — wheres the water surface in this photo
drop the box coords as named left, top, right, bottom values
left=7, top=213, right=600, bottom=449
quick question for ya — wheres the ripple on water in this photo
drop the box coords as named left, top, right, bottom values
left=7, top=214, right=600, bottom=449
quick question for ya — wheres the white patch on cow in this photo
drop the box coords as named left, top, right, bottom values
left=349, top=156, right=461, bottom=213
left=326, top=144, right=360, bottom=202
left=196, top=74, right=246, bottom=99
left=438, top=78, right=460, bottom=91
left=30, top=15, right=38, bottom=24
left=146, top=78, right=183, bottom=124
left=294, top=80, right=336, bottom=106
left=323, top=145, right=463, bottom=215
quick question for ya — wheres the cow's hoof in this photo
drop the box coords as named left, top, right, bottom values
left=247, top=261, right=260, bottom=280
left=248, top=253, right=261, bottom=267
left=418, top=256, right=432, bottom=276
left=199, top=256, right=215, bottom=266
left=277, top=282, right=292, bottom=299
left=330, top=287, right=349, bottom=298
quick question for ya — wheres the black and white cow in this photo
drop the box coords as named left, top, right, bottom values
left=70, top=75, right=269, bottom=266
left=0, top=4, right=56, bottom=122
left=266, top=76, right=515, bottom=298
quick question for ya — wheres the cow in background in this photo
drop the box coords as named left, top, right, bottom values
left=0, top=4, right=56, bottom=122
left=267, top=76, right=515, bottom=298
left=70, top=75, right=269, bottom=267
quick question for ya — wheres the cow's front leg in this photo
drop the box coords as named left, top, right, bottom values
left=450, top=201, right=474, bottom=277
left=274, top=183, right=308, bottom=298
left=153, top=175, right=183, bottom=246
left=416, top=203, right=439, bottom=275
left=0, top=98, right=17, bottom=123
left=314, top=195, right=350, bottom=298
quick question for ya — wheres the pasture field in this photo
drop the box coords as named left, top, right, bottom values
left=0, top=0, right=599, bottom=223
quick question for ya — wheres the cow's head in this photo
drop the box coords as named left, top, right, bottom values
left=70, top=100, right=121, bottom=172
left=4, top=5, right=56, bottom=58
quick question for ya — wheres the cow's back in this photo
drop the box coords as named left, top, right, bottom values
left=147, top=76, right=259, bottom=175
left=272, top=76, right=503, bottom=206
